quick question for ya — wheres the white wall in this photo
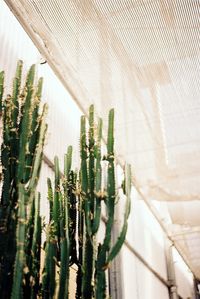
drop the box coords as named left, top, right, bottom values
left=172, top=248, right=194, bottom=299
left=121, top=246, right=169, bottom=299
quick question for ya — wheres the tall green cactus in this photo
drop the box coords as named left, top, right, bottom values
left=58, top=146, right=74, bottom=299
left=42, top=147, right=77, bottom=299
left=81, top=107, right=94, bottom=299
left=0, top=62, right=131, bottom=298
left=0, top=61, right=47, bottom=299
left=0, top=71, right=4, bottom=114
left=78, top=105, right=131, bottom=299
left=24, top=192, right=42, bottom=299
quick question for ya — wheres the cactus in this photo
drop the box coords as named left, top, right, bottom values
left=42, top=147, right=77, bottom=299
left=23, top=192, right=42, bottom=299
left=0, top=61, right=131, bottom=298
left=0, top=61, right=47, bottom=299
left=79, top=106, right=131, bottom=299
left=80, top=107, right=94, bottom=299
left=94, top=108, right=115, bottom=299
left=0, top=70, right=4, bottom=113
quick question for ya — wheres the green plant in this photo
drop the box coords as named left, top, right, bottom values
left=0, top=61, right=47, bottom=299
left=42, top=148, right=77, bottom=299
left=79, top=106, right=131, bottom=299
left=41, top=105, right=131, bottom=299
left=0, top=61, right=131, bottom=299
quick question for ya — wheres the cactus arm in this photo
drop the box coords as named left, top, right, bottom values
left=68, top=171, right=77, bottom=265
left=65, top=147, right=77, bottom=265
left=0, top=70, right=4, bottom=112
left=58, top=149, right=72, bottom=299
left=23, top=193, right=35, bottom=298
left=76, top=190, right=83, bottom=299
left=11, top=184, right=27, bottom=299
left=42, top=169, right=58, bottom=299
left=88, top=105, right=95, bottom=221
left=80, top=115, right=92, bottom=235
left=80, top=116, right=88, bottom=195
left=58, top=237, right=70, bottom=299
left=10, top=60, right=23, bottom=199
left=1, top=94, right=13, bottom=206
left=42, top=156, right=59, bottom=298
left=47, top=177, right=53, bottom=221
left=107, top=164, right=131, bottom=264
left=25, top=77, right=43, bottom=180
left=92, top=118, right=102, bottom=234
left=9, top=61, right=22, bottom=183
left=28, top=104, right=48, bottom=192
left=101, top=109, right=115, bottom=251
left=17, top=64, right=35, bottom=183
left=95, top=109, right=115, bottom=299
left=80, top=111, right=94, bottom=299
left=64, top=145, right=73, bottom=176
left=23, top=192, right=42, bottom=299
left=11, top=60, right=22, bottom=128
left=82, top=234, right=94, bottom=299
left=58, top=189, right=70, bottom=299
left=53, top=156, right=60, bottom=242
left=42, top=224, right=56, bottom=299
left=30, top=192, right=42, bottom=299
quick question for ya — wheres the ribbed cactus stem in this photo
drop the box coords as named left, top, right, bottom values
left=92, top=117, right=102, bottom=234
left=95, top=108, right=115, bottom=299
left=25, top=77, right=43, bottom=181
left=89, top=104, right=95, bottom=219
left=53, top=156, right=60, bottom=240
left=107, top=164, right=131, bottom=264
left=47, top=178, right=53, bottom=221
left=80, top=115, right=91, bottom=233
left=58, top=146, right=73, bottom=299
left=28, top=104, right=48, bottom=192
left=42, top=223, right=56, bottom=299
left=17, top=64, right=35, bottom=184
left=64, top=145, right=73, bottom=176
left=81, top=107, right=95, bottom=299
left=80, top=114, right=93, bottom=298
left=42, top=177, right=55, bottom=299
left=10, top=60, right=22, bottom=185
left=76, top=189, right=83, bottom=299
left=11, top=184, right=27, bottom=299
left=11, top=60, right=22, bottom=128
left=30, top=192, right=42, bottom=299
left=0, top=70, right=4, bottom=112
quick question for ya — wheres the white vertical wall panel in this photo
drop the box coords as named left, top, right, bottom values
left=126, top=188, right=168, bottom=280
left=172, top=248, right=194, bottom=299
left=121, top=246, right=169, bottom=299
